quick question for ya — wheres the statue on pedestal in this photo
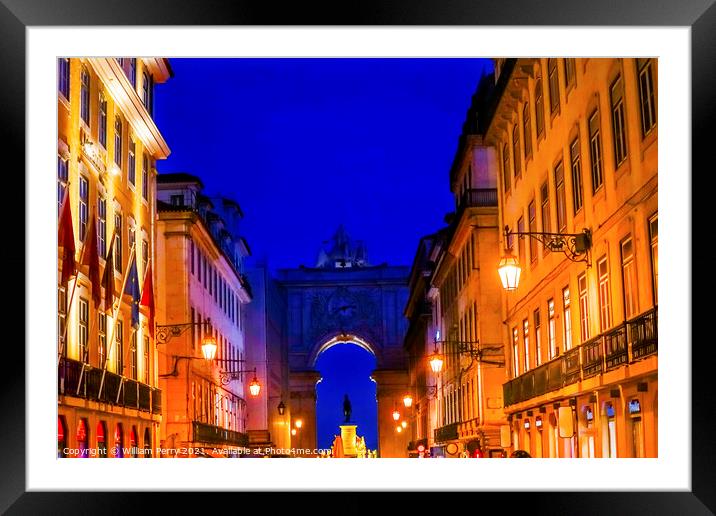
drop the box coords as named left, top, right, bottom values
left=343, top=394, right=352, bottom=423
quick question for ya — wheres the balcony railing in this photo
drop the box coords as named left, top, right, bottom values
left=193, top=421, right=248, bottom=447
left=434, top=422, right=460, bottom=443
left=58, top=357, right=161, bottom=414
left=459, top=188, right=499, bottom=210
left=503, top=307, right=657, bottom=407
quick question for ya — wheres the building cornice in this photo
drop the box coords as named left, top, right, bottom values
left=90, top=58, right=171, bottom=160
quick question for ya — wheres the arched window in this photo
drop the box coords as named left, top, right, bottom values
left=114, top=116, right=123, bottom=167
left=130, top=426, right=138, bottom=458
left=58, top=416, right=67, bottom=458
left=523, top=102, right=532, bottom=160
left=114, top=423, right=124, bottom=458
left=144, top=428, right=152, bottom=457
left=97, top=421, right=108, bottom=458
left=535, top=74, right=545, bottom=137
left=80, top=66, right=90, bottom=124
left=77, top=418, right=89, bottom=458
left=548, top=58, right=560, bottom=114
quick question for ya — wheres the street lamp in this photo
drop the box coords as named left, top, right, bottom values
left=295, top=419, right=303, bottom=429
left=392, top=409, right=400, bottom=421
left=396, top=426, right=403, bottom=433
left=402, top=394, right=413, bottom=408
left=291, top=428, right=297, bottom=436
left=277, top=401, right=286, bottom=415
left=201, top=335, right=218, bottom=361
left=499, top=225, right=591, bottom=290
left=401, top=421, right=407, bottom=429
left=497, top=251, right=521, bottom=291
left=429, top=346, right=444, bottom=374
left=248, top=374, right=261, bottom=396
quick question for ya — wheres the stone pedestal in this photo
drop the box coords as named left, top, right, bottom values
left=340, top=424, right=358, bottom=457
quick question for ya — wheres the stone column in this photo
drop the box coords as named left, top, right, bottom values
left=372, top=369, right=410, bottom=458
left=289, top=370, right=321, bottom=456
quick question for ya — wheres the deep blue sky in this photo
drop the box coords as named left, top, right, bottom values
left=315, top=344, right=377, bottom=451
left=155, top=58, right=492, bottom=270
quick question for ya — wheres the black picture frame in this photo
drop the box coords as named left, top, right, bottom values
left=5, top=0, right=712, bottom=512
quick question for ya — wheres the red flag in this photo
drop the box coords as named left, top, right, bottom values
left=82, top=213, right=101, bottom=307
left=140, top=262, right=155, bottom=332
left=101, top=229, right=116, bottom=314
left=58, top=189, right=76, bottom=286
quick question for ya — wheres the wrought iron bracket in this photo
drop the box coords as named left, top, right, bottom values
left=219, top=367, right=257, bottom=386
left=433, top=340, right=506, bottom=367
left=155, top=318, right=211, bottom=346
left=504, top=225, right=591, bottom=266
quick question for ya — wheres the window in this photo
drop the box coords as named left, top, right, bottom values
left=517, top=216, right=525, bottom=265
left=564, top=58, right=576, bottom=90
left=79, top=176, right=89, bottom=242
left=610, top=74, right=628, bottom=166
left=589, top=109, right=604, bottom=193
left=563, top=286, right=573, bottom=350
left=142, top=72, right=150, bottom=107
left=548, top=58, right=560, bottom=114
left=555, top=161, right=566, bottom=232
left=528, top=200, right=537, bottom=263
left=534, top=308, right=542, bottom=366
left=116, top=321, right=124, bottom=374
left=142, top=154, right=149, bottom=200
left=523, top=102, right=532, bottom=160
left=114, top=116, right=123, bottom=167
left=58, top=287, right=67, bottom=356
left=128, top=140, right=136, bottom=186
left=637, top=58, right=657, bottom=136
left=170, top=195, right=182, bottom=206
left=80, top=67, right=90, bottom=125
left=129, top=58, right=137, bottom=88
left=604, top=403, right=618, bottom=458
left=512, top=124, right=521, bottom=179
left=98, top=92, right=107, bottom=148
left=597, top=256, right=612, bottom=331
left=512, top=328, right=519, bottom=377
left=129, top=226, right=136, bottom=253
left=143, top=335, right=150, bottom=384
left=522, top=319, right=530, bottom=372
left=98, top=312, right=106, bottom=368
left=190, top=241, right=195, bottom=275
left=502, top=144, right=511, bottom=194
left=649, top=214, right=658, bottom=304
left=547, top=299, right=557, bottom=359
left=58, top=58, right=70, bottom=99
left=535, top=75, right=545, bottom=137
left=620, top=237, right=638, bottom=319
left=540, top=182, right=551, bottom=255
left=578, top=273, right=590, bottom=341
left=97, top=197, right=107, bottom=258
left=79, top=298, right=89, bottom=362
left=130, top=331, right=138, bottom=379
left=141, top=239, right=148, bottom=275
left=57, top=157, right=69, bottom=215
left=114, top=213, right=123, bottom=273
left=570, top=137, right=583, bottom=213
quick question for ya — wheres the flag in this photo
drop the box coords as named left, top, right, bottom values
left=140, top=262, right=155, bottom=332
left=58, top=190, right=76, bottom=286
left=82, top=213, right=101, bottom=307
left=124, top=253, right=140, bottom=329
left=101, top=229, right=116, bottom=314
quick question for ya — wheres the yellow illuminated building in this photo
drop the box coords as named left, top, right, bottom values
left=57, top=57, right=171, bottom=457
left=487, top=58, right=658, bottom=458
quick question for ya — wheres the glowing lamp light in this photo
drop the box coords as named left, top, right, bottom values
left=291, top=428, right=297, bottom=436
left=402, top=394, right=413, bottom=408
left=248, top=375, right=261, bottom=397
left=201, top=336, right=217, bottom=361
left=401, top=421, right=407, bottom=429
left=498, top=252, right=522, bottom=291
left=396, top=426, right=402, bottom=433
left=392, top=409, right=400, bottom=421
left=295, top=419, right=303, bottom=429
left=429, top=350, right=444, bottom=374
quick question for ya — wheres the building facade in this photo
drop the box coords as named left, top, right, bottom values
left=488, top=58, right=658, bottom=458
left=155, top=173, right=253, bottom=457
left=57, top=57, right=171, bottom=457
left=244, top=261, right=291, bottom=453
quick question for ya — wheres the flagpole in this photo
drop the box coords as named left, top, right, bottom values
left=98, top=243, right=136, bottom=401
left=58, top=206, right=91, bottom=366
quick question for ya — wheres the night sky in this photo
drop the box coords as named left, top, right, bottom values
left=154, top=58, right=492, bottom=448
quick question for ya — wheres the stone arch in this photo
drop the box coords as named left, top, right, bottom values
left=308, top=331, right=381, bottom=368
